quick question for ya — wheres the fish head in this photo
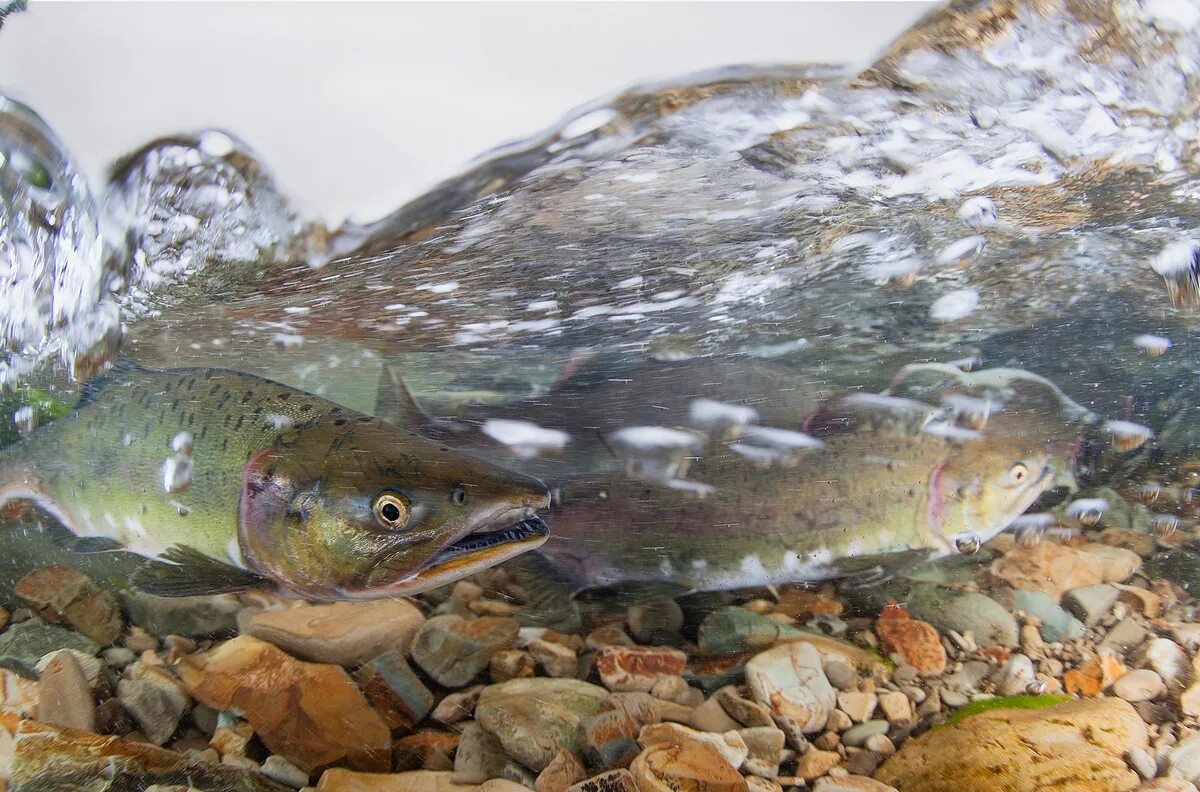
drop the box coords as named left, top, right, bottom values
left=238, top=418, right=551, bottom=599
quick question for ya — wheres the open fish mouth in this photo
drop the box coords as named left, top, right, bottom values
left=362, top=510, right=550, bottom=594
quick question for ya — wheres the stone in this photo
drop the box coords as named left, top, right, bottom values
left=35, top=649, right=96, bottom=733
left=991, top=542, right=1108, bottom=597
left=1143, top=639, right=1188, bottom=688
left=739, top=726, right=785, bottom=777
left=826, top=708, right=853, bottom=732
left=1128, top=746, right=1158, bottom=781
left=993, top=654, right=1036, bottom=697
left=745, top=778, right=783, bottom=792
left=714, top=686, right=774, bottom=727
left=745, top=641, right=836, bottom=746
left=638, top=722, right=749, bottom=770
left=630, top=741, right=748, bottom=792
left=117, top=667, right=191, bottom=745
left=121, top=591, right=241, bottom=638
left=775, top=589, right=844, bottom=620
left=246, top=600, right=424, bottom=667
left=874, top=608, right=946, bottom=677
left=596, top=646, right=688, bottom=692
left=822, top=661, right=858, bottom=692
left=452, top=721, right=509, bottom=783
left=627, top=599, right=685, bottom=644
left=354, top=651, right=435, bottom=731
left=412, top=615, right=519, bottom=688
left=9, top=720, right=288, bottom=792
left=530, top=638, right=579, bottom=678
left=876, top=692, right=913, bottom=728
left=1100, top=616, right=1148, bottom=655
left=211, top=716, right=254, bottom=757
left=432, top=685, right=485, bottom=725
left=1077, top=544, right=1142, bottom=582
left=864, top=734, right=895, bottom=756
left=14, top=565, right=122, bottom=646
left=0, top=620, right=98, bottom=678
left=689, top=695, right=742, bottom=734
left=1112, top=669, right=1166, bottom=702
left=812, top=778, right=897, bottom=792
left=875, top=697, right=1148, bottom=792
left=1138, top=782, right=1200, bottom=792
left=475, top=678, right=607, bottom=771
left=394, top=731, right=459, bottom=772
left=586, top=628, right=636, bottom=650
left=841, top=720, right=888, bottom=748
left=178, top=635, right=390, bottom=773
left=317, top=770, right=475, bottom=792
left=1063, top=653, right=1127, bottom=697
left=1114, top=584, right=1165, bottom=617
left=837, top=691, right=876, bottom=723
left=1011, top=590, right=1085, bottom=642
left=565, top=768, right=639, bottom=792
left=795, top=747, right=841, bottom=780
left=1166, top=733, right=1200, bottom=782
left=582, top=709, right=642, bottom=770
left=536, top=749, right=587, bottom=792
left=1062, top=584, right=1120, bottom=626
left=262, top=755, right=311, bottom=788
left=601, top=691, right=670, bottom=727
left=490, top=649, right=537, bottom=682
left=650, top=675, right=703, bottom=707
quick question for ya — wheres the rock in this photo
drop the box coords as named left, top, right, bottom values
left=452, top=721, right=509, bottom=783
left=565, top=768, right=639, bottom=792
left=316, top=769, right=476, bottom=792
left=1011, top=590, right=1085, bottom=642
left=842, top=720, right=888, bottom=748
left=0, top=620, right=98, bottom=678
left=121, top=590, right=241, bottom=638
left=745, top=778, right=783, bottom=792
left=1114, top=584, right=1165, bottom=618
left=1166, top=733, right=1200, bottom=782
left=1138, top=782, right=1200, bottom=792
left=586, top=628, right=636, bottom=650
left=1100, top=616, right=1148, bottom=655
left=9, top=720, right=289, bottom=792
left=714, top=686, right=774, bottom=727
left=1077, top=544, right=1142, bottom=583
left=689, top=695, right=743, bottom=734
left=432, top=685, right=485, bottom=725
left=1128, top=746, right=1158, bottom=781
left=412, top=615, right=519, bottom=688
left=536, top=749, right=587, bottom=792
left=178, top=635, right=390, bottom=773
left=530, top=639, right=579, bottom=679
left=638, top=722, right=748, bottom=770
left=1143, top=639, right=1188, bottom=688
left=475, top=678, right=607, bottom=771
left=1062, top=584, right=1120, bottom=626
left=211, top=715, right=254, bottom=757
left=394, top=731, right=459, bottom=772
left=581, top=708, right=642, bottom=770
left=650, top=676, right=702, bottom=707
left=627, top=599, right=685, bottom=644
left=354, top=651, right=435, bottom=731
left=596, top=646, right=688, bottom=692
left=823, top=661, right=858, bottom=692
left=14, top=565, right=122, bottom=646
left=837, top=691, right=877, bottom=723
left=601, top=691, right=669, bottom=727
left=993, top=654, right=1036, bottom=697
left=904, top=586, right=1018, bottom=650
left=874, top=608, right=946, bottom=677
left=745, top=641, right=836, bottom=746
left=864, top=734, right=895, bottom=756
left=35, top=650, right=96, bottom=732
left=775, top=589, right=844, bottom=620
left=876, top=692, right=913, bottom=728
left=246, top=600, right=424, bottom=666
left=812, top=778, right=897, bottom=792
left=739, top=726, right=785, bottom=777
left=1063, top=653, right=1127, bottom=697
left=991, top=542, right=1107, bottom=597
left=262, top=755, right=310, bottom=788
left=490, top=649, right=536, bottom=682
left=875, top=698, right=1148, bottom=792
left=795, top=747, right=841, bottom=780
left=116, top=667, right=190, bottom=745
left=630, top=741, right=748, bottom=792
left=1112, top=669, right=1166, bottom=702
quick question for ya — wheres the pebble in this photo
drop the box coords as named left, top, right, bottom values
left=355, top=651, right=435, bottom=730
left=453, top=721, right=509, bottom=783
left=639, top=722, right=749, bottom=770
left=36, top=650, right=96, bottom=732
left=650, top=675, right=703, bottom=707
left=823, top=661, right=858, bottom=692
left=993, top=654, right=1036, bottom=697
left=411, top=615, right=520, bottom=688
left=690, top=695, right=743, bottom=734
left=432, top=685, right=485, bottom=725
left=536, top=749, right=587, bottom=792
left=530, top=639, right=579, bottom=679
left=262, top=755, right=310, bottom=788
left=586, top=628, right=636, bottom=650
left=745, top=641, right=836, bottom=745
left=843, top=720, right=889, bottom=747
left=715, top=686, right=774, bottom=727
left=876, top=691, right=913, bottom=728
left=1063, top=584, right=1121, bottom=626
left=1100, top=616, right=1148, bottom=655
left=121, top=590, right=242, bottom=638
left=795, top=747, right=842, bottom=781
left=1077, top=544, right=1142, bottom=582
left=739, top=726, right=785, bottom=777
left=1144, top=639, right=1188, bottom=688
left=626, top=599, right=685, bottom=644
left=990, top=542, right=1107, bottom=597
left=1011, top=589, right=1085, bottom=641
left=836, top=691, right=876, bottom=723
left=490, top=649, right=537, bottom=682
left=1166, top=733, right=1200, bottom=782
left=1128, top=746, right=1159, bottom=780
left=14, top=565, right=123, bottom=646
left=0, top=620, right=99, bottom=678
left=581, top=708, right=641, bottom=770
left=565, top=769, right=640, bottom=792
left=864, top=733, right=895, bottom=756
left=596, top=646, right=687, bottom=692
left=117, top=667, right=191, bottom=745
left=395, top=731, right=459, bottom=772
left=1112, top=669, right=1166, bottom=702
left=475, top=678, right=607, bottom=771
left=246, top=600, right=425, bottom=667
left=101, top=646, right=137, bottom=669
left=874, top=609, right=947, bottom=677
left=630, top=741, right=748, bottom=792
left=812, top=778, right=899, bottom=792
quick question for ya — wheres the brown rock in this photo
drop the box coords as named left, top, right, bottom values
left=246, top=599, right=424, bottom=666
left=989, top=542, right=1107, bottom=597
left=432, top=685, right=485, bottom=725
left=1062, top=653, right=1126, bottom=697
left=36, top=650, right=96, bottom=732
left=317, top=769, right=476, bottom=792
left=1114, top=584, right=1165, bottom=618
left=638, top=722, right=748, bottom=769
left=491, top=649, right=537, bottom=682
left=796, top=748, right=842, bottom=780
left=1076, top=544, right=1141, bottom=583
left=530, top=639, right=579, bottom=678
left=354, top=651, right=435, bottom=731
left=874, top=608, right=946, bottom=678
left=14, top=565, right=122, bottom=646
left=739, top=726, right=786, bottom=777
left=813, top=778, right=898, bottom=792
left=536, top=749, right=587, bottom=792
left=177, top=635, right=390, bottom=773
left=565, top=768, right=640, bottom=792
left=1136, top=782, right=1199, bottom=792
left=774, top=590, right=845, bottom=620
left=596, top=646, right=688, bottom=692
left=394, top=731, right=460, bottom=772
left=631, top=741, right=748, bottom=792
left=875, top=697, right=1148, bottom=792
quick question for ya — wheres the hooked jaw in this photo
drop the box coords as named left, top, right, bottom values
left=939, top=463, right=1055, bottom=555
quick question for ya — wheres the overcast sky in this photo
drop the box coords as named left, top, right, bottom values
left=0, top=2, right=933, bottom=225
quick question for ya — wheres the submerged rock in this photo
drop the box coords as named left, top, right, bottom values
left=246, top=599, right=425, bottom=666
left=0, top=620, right=98, bottom=679
left=13, top=565, right=122, bottom=646
left=411, top=615, right=520, bottom=688
left=745, top=640, right=835, bottom=745
left=475, top=678, right=607, bottom=771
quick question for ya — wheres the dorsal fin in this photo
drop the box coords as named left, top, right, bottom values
left=374, top=364, right=433, bottom=428
left=76, top=359, right=148, bottom=408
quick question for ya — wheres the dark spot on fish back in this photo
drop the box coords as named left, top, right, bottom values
left=235, top=415, right=245, bottom=431
left=242, top=390, right=253, bottom=404
left=209, top=384, right=221, bottom=396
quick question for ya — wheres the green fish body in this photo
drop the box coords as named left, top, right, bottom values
left=1, top=364, right=550, bottom=599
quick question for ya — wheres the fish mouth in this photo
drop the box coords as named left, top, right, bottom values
left=361, top=509, right=550, bottom=595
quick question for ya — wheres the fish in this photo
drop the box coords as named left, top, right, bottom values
left=377, top=357, right=1088, bottom=598
left=0, top=363, right=551, bottom=600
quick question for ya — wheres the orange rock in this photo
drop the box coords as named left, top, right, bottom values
left=630, top=741, right=748, bottom=792
left=393, top=731, right=460, bottom=772
left=989, top=542, right=1106, bottom=597
left=177, top=636, right=390, bottom=773
left=773, top=590, right=844, bottom=620
left=1063, top=654, right=1127, bottom=697
left=596, top=647, right=688, bottom=692
left=874, top=611, right=946, bottom=678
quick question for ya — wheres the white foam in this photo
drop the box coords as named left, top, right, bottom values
left=482, top=419, right=570, bottom=457
left=936, top=235, right=986, bottom=265
left=610, top=426, right=703, bottom=452
left=1134, top=333, right=1172, bottom=353
left=688, top=398, right=759, bottom=431
left=929, top=289, right=980, bottom=322
left=957, top=196, right=997, bottom=229
left=740, top=425, right=823, bottom=450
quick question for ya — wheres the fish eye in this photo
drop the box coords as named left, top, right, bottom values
left=450, top=487, right=468, bottom=506
left=1009, top=462, right=1030, bottom=484
left=372, top=492, right=409, bottom=529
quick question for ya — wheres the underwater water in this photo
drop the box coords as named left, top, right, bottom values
left=4, top=1, right=1200, bottom=791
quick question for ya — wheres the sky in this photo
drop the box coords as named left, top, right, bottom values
left=0, top=2, right=933, bottom=225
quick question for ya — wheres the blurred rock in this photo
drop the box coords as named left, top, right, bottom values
left=246, top=600, right=424, bottom=666
left=14, top=565, right=121, bottom=646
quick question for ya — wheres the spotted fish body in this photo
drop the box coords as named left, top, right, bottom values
left=0, top=364, right=551, bottom=599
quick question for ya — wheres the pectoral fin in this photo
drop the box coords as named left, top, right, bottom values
left=130, top=544, right=273, bottom=597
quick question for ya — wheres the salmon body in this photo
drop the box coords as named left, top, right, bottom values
left=0, top=364, right=550, bottom=599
